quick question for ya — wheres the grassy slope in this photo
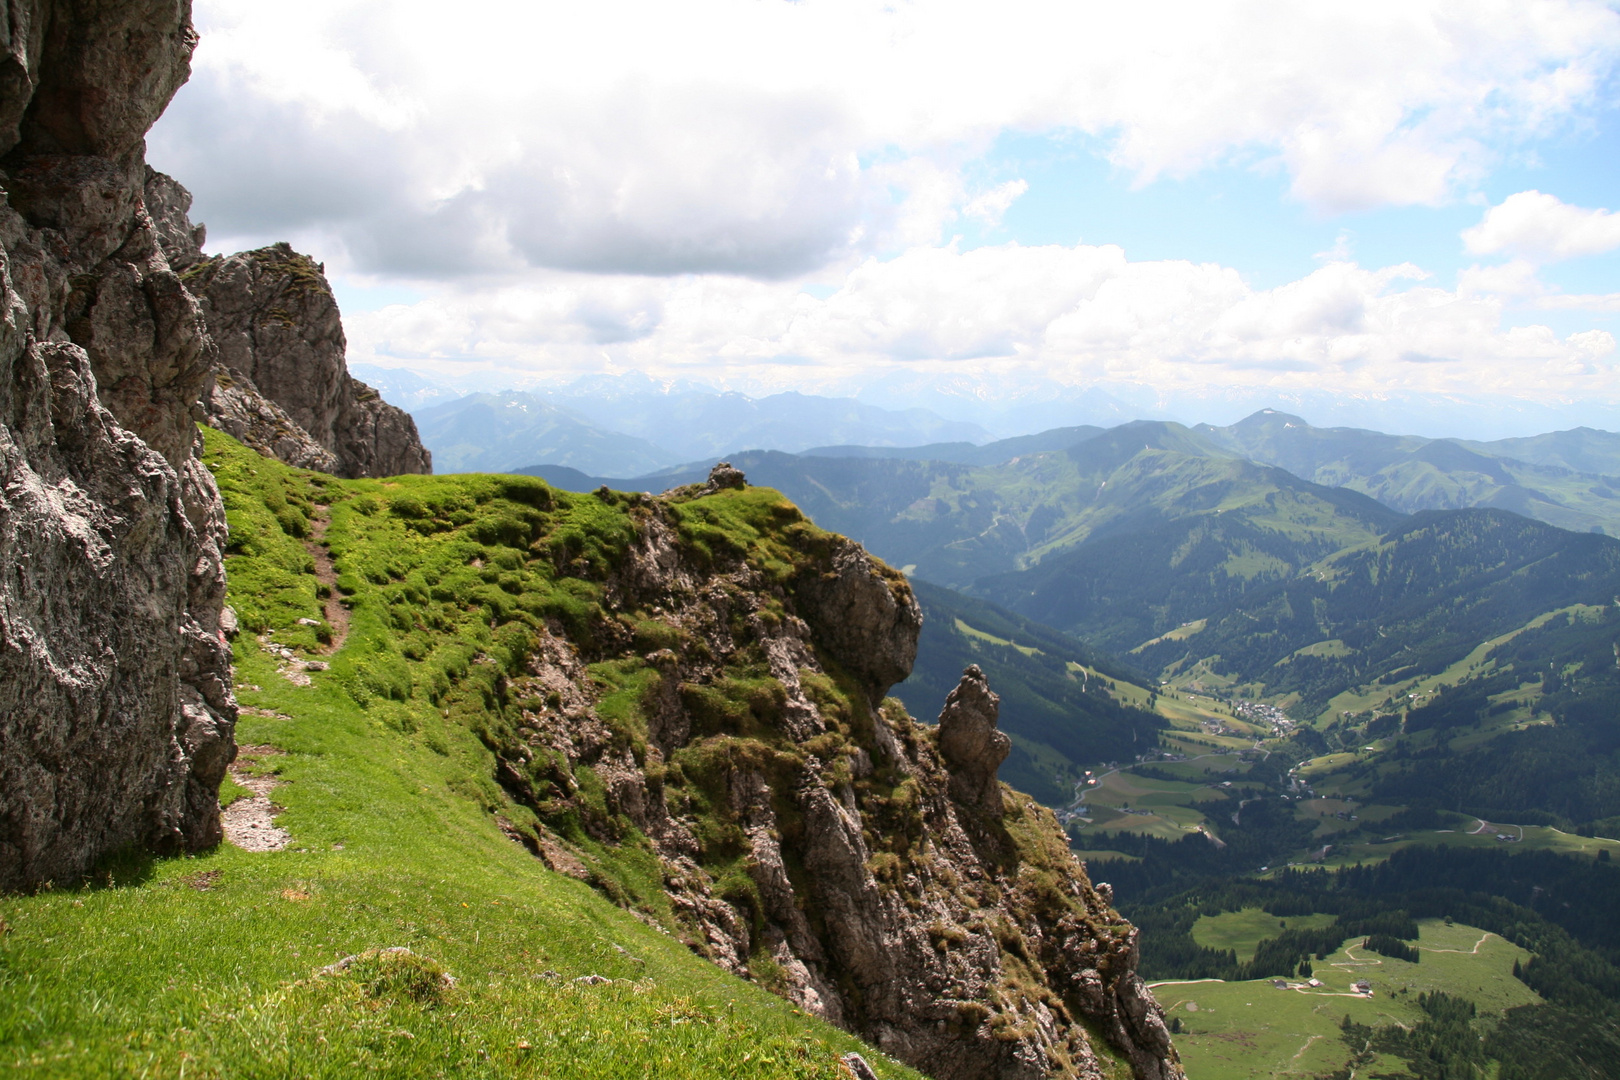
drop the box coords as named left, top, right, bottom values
left=1189, top=910, right=1339, bottom=963
left=0, top=429, right=920, bottom=1079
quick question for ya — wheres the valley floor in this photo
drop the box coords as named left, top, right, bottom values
left=1163, top=919, right=1537, bottom=1080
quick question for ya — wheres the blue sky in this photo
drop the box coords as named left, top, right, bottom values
left=149, top=0, right=1620, bottom=435
left=964, top=103, right=1620, bottom=294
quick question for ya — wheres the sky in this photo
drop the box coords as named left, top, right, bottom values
left=147, top=0, right=1620, bottom=436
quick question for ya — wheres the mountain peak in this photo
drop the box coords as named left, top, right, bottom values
left=1233, top=408, right=1313, bottom=431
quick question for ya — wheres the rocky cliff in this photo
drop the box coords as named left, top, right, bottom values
left=143, top=171, right=431, bottom=479
left=476, top=464, right=1184, bottom=1080
left=0, top=0, right=234, bottom=890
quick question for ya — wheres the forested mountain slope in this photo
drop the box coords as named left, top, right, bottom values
left=985, top=508, right=1620, bottom=710
left=1199, top=409, right=1620, bottom=535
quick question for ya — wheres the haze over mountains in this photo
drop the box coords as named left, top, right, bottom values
left=361, top=367, right=999, bottom=475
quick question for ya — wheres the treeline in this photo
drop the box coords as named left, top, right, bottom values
left=1100, top=845, right=1620, bottom=1020
left=1362, top=933, right=1419, bottom=963
left=1125, top=891, right=1421, bottom=981
left=1078, top=794, right=1321, bottom=902
left=1333, top=993, right=1620, bottom=1080
left=1331, top=992, right=1486, bottom=1080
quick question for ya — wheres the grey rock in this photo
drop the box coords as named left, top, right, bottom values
left=142, top=174, right=431, bottom=480
left=936, top=665, right=1011, bottom=814
left=703, top=460, right=746, bottom=491
left=0, top=0, right=236, bottom=891
left=141, top=166, right=204, bottom=270
left=842, top=1052, right=880, bottom=1080
left=186, top=242, right=430, bottom=478
left=204, top=368, right=339, bottom=473
left=794, top=535, right=921, bottom=707
left=503, top=495, right=1185, bottom=1080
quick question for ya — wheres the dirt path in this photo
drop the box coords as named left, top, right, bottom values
left=1147, top=978, right=1227, bottom=988
left=1422, top=932, right=1493, bottom=955
left=1470, top=818, right=1524, bottom=840
left=1291, top=1034, right=1324, bottom=1062
left=222, top=744, right=291, bottom=852
left=306, top=505, right=350, bottom=653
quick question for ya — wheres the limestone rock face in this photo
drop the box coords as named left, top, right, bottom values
left=0, top=0, right=236, bottom=891
left=143, top=171, right=431, bottom=480
left=498, top=493, right=1184, bottom=1080
left=793, top=534, right=922, bottom=708
left=936, top=665, right=1011, bottom=814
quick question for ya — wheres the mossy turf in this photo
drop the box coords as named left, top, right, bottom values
left=0, top=430, right=919, bottom=1079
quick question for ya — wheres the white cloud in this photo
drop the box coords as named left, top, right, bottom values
left=149, top=0, right=1620, bottom=279
left=1536, top=292, right=1620, bottom=312
left=1456, top=254, right=1620, bottom=312
left=963, top=180, right=1029, bottom=226
left=1462, top=190, right=1620, bottom=262
left=344, top=244, right=1618, bottom=402
left=1457, top=258, right=1546, bottom=298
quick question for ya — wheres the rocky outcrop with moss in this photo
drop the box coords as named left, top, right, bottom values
left=287, top=454, right=1180, bottom=1079
left=143, top=171, right=431, bottom=480
left=0, top=0, right=235, bottom=890
left=508, top=476, right=1179, bottom=1078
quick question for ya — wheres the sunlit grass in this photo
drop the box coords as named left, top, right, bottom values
left=0, top=431, right=919, bottom=1079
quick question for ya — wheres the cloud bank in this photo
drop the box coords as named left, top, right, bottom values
left=153, top=0, right=1620, bottom=274
left=147, top=0, right=1620, bottom=409
left=342, top=242, right=1616, bottom=402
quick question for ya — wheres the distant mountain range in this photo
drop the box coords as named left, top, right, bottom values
left=543, top=382, right=995, bottom=463
left=524, top=411, right=1620, bottom=541
left=1198, top=409, right=1620, bottom=535
left=412, top=392, right=674, bottom=476
left=518, top=412, right=1620, bottom=716
left=380, top=371, right=998, bottom=475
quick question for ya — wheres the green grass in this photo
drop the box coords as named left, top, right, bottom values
left=1317, top=823, right=1620, bottom=869
left=0, top=430, right=920, bottom=1079
left=953, top=618, right=1040, bottom=657
left=1190, top=910, right=1337, bottom=964
left=1162, top=919, right=1539, bottom=1080
left=1129, top=620, right=1207, bottom=654
left=0, top=650, right=912, bottom=1078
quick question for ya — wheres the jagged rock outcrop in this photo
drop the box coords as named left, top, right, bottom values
left=937, top=665, right=1011, bottom=815
left=143, top=171, right=431, bottom=479
left=0, top=0, right=235, bottom=890
left=494, top=475, right=1184, bottom=1080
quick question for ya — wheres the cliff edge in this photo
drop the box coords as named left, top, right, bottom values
left=0, top=0, right=234, bottom=890
left=450, top=463, right=1185, bottom=1080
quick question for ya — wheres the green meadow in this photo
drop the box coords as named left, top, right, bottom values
left=1163, top=919, right=1538, bottom=1080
